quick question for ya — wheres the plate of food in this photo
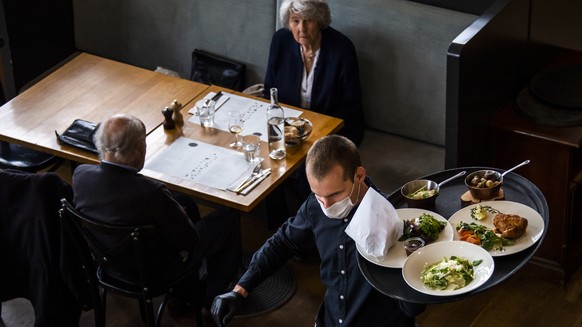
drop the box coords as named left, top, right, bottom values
left=357, top=208, right=453, bottom=268
left=448, top=201, right=544, bottom=256
left=402, top=240, right=494, bottom=296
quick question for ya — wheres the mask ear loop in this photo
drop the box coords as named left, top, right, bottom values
left=352, top=172, right=362, bottom=204
left=354, top=182, right=361, bottom=204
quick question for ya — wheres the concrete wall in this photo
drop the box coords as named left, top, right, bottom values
left=73, top=0, right=477, bottom=146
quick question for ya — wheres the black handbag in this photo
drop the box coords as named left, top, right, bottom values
left=190, top=49, right=246, bottom=91
left=55, top=119, right=99, bottom=154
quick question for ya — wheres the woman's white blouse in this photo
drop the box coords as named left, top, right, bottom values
left=300, top=48, right=320, bottom=109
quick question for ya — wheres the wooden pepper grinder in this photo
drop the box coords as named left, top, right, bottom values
left=171, top=99, right=183, bottom=126
left=162, top=106, right=175, bottom=130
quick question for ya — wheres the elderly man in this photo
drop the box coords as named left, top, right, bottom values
left=72, top=113, right=241, bottom=314
left=211, top=135, right=425, bottom=326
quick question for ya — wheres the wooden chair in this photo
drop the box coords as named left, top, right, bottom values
left=58, top=198, right=204, bottom=327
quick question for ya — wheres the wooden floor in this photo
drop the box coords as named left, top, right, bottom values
left=2, top=130, right=582, bottom=326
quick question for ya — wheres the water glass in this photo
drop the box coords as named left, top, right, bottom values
left=196, top=99, right=215, bottom=127
left=242, top=134, right=261, bottom=162
left=228, top=111, right=244, bottom=148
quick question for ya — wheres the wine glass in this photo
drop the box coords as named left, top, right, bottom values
left=228, top=111, right=244, bottom=149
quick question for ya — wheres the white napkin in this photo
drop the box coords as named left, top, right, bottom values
left=345, top=187, right=403, bottom=259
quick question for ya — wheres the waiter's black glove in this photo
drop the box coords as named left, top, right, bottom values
left=211, top=291, right=245, bottom=326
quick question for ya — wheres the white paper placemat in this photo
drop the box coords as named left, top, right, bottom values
left=187, top=92, right=302, bottom=142
left=144, top=137, right=258, bottom=190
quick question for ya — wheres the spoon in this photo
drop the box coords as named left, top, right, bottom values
left=501, top=159, right=530, bottom=178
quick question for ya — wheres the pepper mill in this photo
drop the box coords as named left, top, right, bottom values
left=171, top=99, right=184, bottom=126
left=162, top=106, right=175, bottom=130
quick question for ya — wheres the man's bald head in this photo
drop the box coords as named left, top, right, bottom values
left=94, top=114, right=147, bottom=170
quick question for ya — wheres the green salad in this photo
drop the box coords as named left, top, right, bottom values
left=420, top=256, right=483, bottom=290
left=399, top=213, right=446, bottom=243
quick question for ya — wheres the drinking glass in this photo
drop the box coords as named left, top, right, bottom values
left=242, top=134, right=261, bottom=162
left=228, top=111, right=244, bottom=149
left=195, top=99, right=215, bottom=127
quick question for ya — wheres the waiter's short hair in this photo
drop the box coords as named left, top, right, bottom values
left=306, top=135, right=361, bottom=182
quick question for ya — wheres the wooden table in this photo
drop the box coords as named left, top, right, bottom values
left=142, top=85, right=344, bottom=212
left=0, top=52, right=208, bottom=164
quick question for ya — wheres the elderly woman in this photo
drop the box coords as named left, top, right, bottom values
left=264, top=0, right=364, bottom=146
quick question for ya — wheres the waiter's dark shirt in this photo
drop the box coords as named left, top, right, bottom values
left=237, top=178, right=423, bottom=326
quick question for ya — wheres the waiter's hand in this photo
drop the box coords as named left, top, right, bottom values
left=211, top=290, right=245, bottom=326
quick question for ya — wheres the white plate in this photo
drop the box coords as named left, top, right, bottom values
left=356, top=208, right=453, bottom=268
left=448, top=200, right=545, bottom=256
left=402, top=240, right=494, bottom=296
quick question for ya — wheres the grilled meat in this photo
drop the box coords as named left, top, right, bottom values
left=493, top=213, right=528, bottom=239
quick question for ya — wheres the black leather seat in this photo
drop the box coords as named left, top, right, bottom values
left=0, top=141, right=63, bottom=172
left=0, top=35, right=63, bottom=173
left=59, top=198, right=204, bottom=327
left=190, top=48, right=246, bottom=91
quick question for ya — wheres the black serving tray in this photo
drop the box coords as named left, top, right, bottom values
left=357, top=167, right=549, bottom=304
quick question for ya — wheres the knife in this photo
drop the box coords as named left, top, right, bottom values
left=240, top=169, right=272, bottom=195
left=236, top=168, right=271, bottom=194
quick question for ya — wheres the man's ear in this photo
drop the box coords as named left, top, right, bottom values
left=355, top=166, right=366, bottom=182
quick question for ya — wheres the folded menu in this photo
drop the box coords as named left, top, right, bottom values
left=345, top=187, right=403, bottom=259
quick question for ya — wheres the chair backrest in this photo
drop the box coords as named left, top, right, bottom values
left=0, top=170, right=82, bottom=324
left=59, top=198, right=157, bottom=288
left=190, top=48, right=246, bottom=91
left=0, top=141, right=62, bottom=172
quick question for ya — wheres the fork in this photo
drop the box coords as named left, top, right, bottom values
left=233, top=164, right=261, bottom=192
left=236, top=168, right=271, bottom=194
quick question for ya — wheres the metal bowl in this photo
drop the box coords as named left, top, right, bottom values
left=284, top=117, right=312, bottom=146
left=464, top=170, right=502, bottom=200
left=401, top=179, right=439, bottom=209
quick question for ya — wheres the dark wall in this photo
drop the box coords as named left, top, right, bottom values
left=1, top=0, right=76, bottom=96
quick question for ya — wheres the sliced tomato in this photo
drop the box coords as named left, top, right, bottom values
left=458, top=229, right=473, bottom=237
left=465, top=235, right=481, bottom=245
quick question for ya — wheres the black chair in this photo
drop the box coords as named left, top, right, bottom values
left=0, top=38, right=63, bottom=172
left=190, top=48, right=246, bottom=91
left=0, top=141, right=63, bottom=172
left=58, top=199, right=204, bottom=327
left=0, top=170, right=81, bottom=325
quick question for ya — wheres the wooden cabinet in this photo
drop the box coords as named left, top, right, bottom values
left=491, top=104, right=582, bottom=283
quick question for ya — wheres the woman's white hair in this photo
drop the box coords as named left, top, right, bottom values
left=280, top=0, right=332, bottom=29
